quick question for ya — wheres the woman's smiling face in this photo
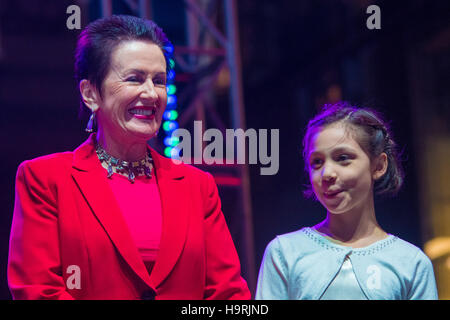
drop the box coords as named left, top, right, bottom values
left=307, top=123, right=376, bottom=215
left=95, top=40, right=167, bottom=143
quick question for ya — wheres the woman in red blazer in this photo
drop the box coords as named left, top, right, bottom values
left=8, top=15, right=250, bottom=300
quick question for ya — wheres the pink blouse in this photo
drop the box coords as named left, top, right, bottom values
left=106, top=171, right=162, bottom=275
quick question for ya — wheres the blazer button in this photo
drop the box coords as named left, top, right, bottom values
left=141, top=290, right=156, bottom=300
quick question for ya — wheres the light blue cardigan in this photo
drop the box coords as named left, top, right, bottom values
left=255, top=227, right=438, bottom=300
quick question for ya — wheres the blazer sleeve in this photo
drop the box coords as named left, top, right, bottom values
left=202, top=172, right=251, bottom=300
left=8, top=161, right=74, bottom=300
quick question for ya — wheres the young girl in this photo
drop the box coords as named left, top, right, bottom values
left=255, top=102, right=438, bottom=300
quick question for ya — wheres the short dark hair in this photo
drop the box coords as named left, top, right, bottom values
left=74, top=15, right=173, bottom=119
left=302, top=101, right=404, bottom=197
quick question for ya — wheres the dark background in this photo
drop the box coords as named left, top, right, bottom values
left=1, top=0, right=449, bottom=299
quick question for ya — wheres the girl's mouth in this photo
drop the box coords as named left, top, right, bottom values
left=323, top=189, right=343, bottom=198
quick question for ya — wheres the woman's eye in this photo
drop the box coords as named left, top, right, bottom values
left=126, top=76, right=141, bottom=82
left=154, top=77, right=166, bottom=86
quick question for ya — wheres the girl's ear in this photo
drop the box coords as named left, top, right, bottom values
left=79, top=79, right=101, bottom=112
left=372, top=152, right=388, bottom=180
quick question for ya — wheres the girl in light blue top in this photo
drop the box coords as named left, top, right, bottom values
left=256, top=102, right=438, bottom=300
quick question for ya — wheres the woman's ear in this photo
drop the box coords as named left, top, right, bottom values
left=372, top=152, right=388, bottom=180
left=79, top=79, right=100, bottom=112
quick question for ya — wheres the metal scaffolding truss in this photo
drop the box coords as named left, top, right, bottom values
left=98, top=0, right=256, bottom=292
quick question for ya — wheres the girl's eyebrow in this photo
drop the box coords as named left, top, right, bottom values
left=330, top=146, right=357, bottom=154
left=308, top=145, right=356, bottom=158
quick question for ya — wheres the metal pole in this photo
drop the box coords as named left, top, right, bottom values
left=0, top=24, right=3, bottom=61
left=139, top=0, right=152, bottom=19
left=223, top=0, right=256, bottom=293
left=184, top=0, right=228, bottom=48
left=101, top=0, right=113, bottom=17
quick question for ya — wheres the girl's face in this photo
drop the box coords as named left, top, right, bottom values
left=307, top=123, right=376, bottom=215
left=95, top=40, right=167, bottom=143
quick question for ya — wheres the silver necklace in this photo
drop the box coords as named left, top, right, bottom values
left=95, top=142, right=153, bottom=183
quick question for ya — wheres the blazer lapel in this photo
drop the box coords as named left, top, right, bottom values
left=148, top=148, right=190, bottom=290
left=71, top=135, right=153, bottom=290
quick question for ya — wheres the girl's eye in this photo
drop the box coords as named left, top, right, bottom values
left=337, top=154, right=351, bottom=162
left=310, top=158, right=323, bottom=169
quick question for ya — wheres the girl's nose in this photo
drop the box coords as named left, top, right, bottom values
left=321, top=163, right=337, bottom=182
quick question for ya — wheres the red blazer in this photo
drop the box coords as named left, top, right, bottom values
left=8, top=135, right=250, bottom=300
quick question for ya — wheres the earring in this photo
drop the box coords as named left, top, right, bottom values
left=85, top=112, right=96, bottom=133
